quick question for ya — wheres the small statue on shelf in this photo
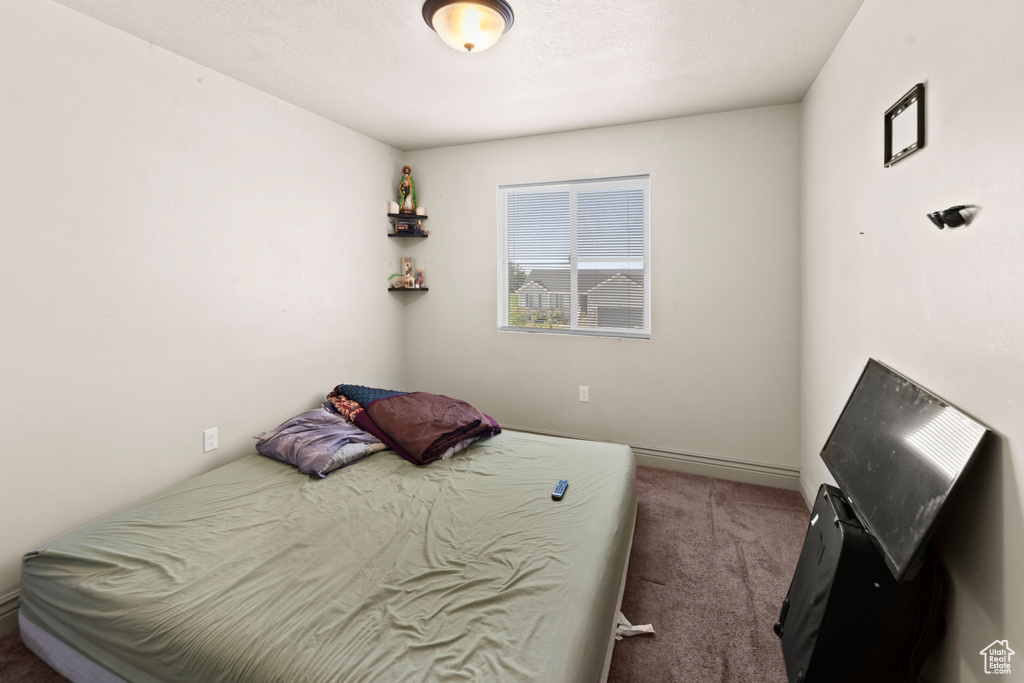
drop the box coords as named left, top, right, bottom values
left=402, top=257, right=414, bottom=288
left=398, top=165, right=416, bottom=214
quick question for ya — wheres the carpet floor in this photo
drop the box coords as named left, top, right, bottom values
left=0, top=466, right=809, bottom=682
left=607, top=467, right=809, bottom=682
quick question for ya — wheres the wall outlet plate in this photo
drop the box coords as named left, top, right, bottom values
left=579, top=386, right=590, bottom=402
left=204, top=427, right=218, bottom=453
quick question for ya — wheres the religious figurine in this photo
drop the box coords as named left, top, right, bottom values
left=402, top=257, right=415, bottom=288
left=398, top=165, right=416, bottom=214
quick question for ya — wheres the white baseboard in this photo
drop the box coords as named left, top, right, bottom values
left=1, top=590, right=19, bottom=636
left=798, top=472, right=817, bottom=510
left=503, top=425, right=801, bottom=491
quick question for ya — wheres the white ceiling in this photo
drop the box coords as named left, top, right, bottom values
left=51, top=0, right=865, bottom=152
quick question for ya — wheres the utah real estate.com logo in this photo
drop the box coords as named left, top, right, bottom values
left=980, top=639, right=1014, bottom=675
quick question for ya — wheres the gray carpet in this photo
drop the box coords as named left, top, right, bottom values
left=608, top=467, right=808, bottom=682
left=0, top=466, right=809, bottom=682
left=0, top=630, right=63, bottom=682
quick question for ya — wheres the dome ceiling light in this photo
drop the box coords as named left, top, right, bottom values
left=422, top=0, right=514, bottom=53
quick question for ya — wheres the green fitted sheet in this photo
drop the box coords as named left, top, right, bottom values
left=20, top=430, right=636, bottom=682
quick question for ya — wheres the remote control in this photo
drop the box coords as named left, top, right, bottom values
left=552, top=479, right=568, bottom=500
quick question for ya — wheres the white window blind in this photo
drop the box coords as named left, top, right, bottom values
left=497, top=175, right=650, bottom=339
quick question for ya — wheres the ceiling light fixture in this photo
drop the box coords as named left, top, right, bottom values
left=422, top=0, right=514, bottom=53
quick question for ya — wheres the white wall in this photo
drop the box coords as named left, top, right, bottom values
left=801, top=0, right=1024, bottom=679
left=0, top=0, right=404, bottom=605
left=404, top=106, right=801, bottom=483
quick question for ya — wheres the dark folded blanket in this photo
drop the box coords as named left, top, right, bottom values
left=327, top=384, right=500, bottom=465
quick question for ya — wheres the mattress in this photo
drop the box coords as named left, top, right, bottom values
left=20, top=430, right=636, bottom=682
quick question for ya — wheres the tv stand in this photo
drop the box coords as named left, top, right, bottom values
left=775, top=484, right=947, bottom=683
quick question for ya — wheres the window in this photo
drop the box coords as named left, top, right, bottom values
left=497, top=175, right=650, bottom=338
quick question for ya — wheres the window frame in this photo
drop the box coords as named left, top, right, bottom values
left=497, top=174, right=651, bottom=339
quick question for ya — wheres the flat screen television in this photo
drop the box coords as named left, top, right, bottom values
left=820, top=359, right=990, bottom=581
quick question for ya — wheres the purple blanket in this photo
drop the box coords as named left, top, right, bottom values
left=327, top=385, right=500, bottom=465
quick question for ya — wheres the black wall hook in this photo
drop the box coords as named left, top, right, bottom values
left=927, top=205, right=968, bottom=229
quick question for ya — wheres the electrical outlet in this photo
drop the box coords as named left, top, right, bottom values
left=204, top=427, right=218, bottom=453
left=579, top=386, right=590, bottom=402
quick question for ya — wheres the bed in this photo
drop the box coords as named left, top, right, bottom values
left=19, top=429, right=637, bottom=682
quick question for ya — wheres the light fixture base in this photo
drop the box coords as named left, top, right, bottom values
left=422, top=0, right=514, bottom=31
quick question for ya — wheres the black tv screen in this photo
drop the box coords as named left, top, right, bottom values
left=820, top=359, right=990, bottom=581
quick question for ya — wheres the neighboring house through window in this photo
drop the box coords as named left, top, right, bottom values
left=497, top=175, right=650, bottom=338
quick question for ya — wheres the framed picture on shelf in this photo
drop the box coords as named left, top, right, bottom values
left=401, top=257, right=413, bottom=278
left=414, top=269, right=426, bottom=288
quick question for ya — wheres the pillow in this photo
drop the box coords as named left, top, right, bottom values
left=255, top=408, right=386, bottom=477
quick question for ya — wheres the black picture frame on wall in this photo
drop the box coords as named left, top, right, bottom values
left=884, top=83, right=925, bottom=167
